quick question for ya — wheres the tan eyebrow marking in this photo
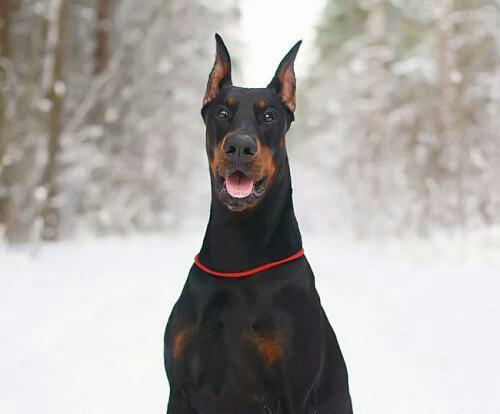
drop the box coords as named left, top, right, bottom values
left=258, top=99, right=268, bottom=109
left=226, top=96, right=235, bottom=106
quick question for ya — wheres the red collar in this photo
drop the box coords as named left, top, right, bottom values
left=194, top=249, right=305, bottom=278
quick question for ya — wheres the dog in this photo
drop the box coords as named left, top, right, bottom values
left=164, top=34, right=353, bottom=414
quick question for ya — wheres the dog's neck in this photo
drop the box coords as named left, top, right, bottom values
left=198, top=158, right=302, bottom=272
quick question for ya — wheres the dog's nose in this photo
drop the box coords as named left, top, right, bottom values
left=223, top=134, right=257, bottom=161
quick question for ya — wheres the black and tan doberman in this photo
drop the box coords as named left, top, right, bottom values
left=164, top=34, right=353, bottom=414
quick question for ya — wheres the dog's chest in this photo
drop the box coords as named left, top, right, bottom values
left=168, top=279, right=295, bottom=394
left=174, top=287, right=289, bottom=361
left=165, top=263, right=329, bottom=413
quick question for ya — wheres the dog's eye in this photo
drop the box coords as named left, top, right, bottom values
left=263, top=110, right=275, bottom=123
left=216, top=107, right=230, bottom=120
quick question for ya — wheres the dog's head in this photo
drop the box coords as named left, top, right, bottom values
left=201, top=34, right=301, bottom=213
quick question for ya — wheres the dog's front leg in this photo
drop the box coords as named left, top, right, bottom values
left=261, top=398, right=283, bottom=414
left=166, top=389, right=197, bottom=414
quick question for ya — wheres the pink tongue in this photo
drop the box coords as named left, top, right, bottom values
left=226, top=172, right=254, bottom=198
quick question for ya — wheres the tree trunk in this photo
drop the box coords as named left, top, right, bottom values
left=40, top=0, right=68, bottom=240
left=90, top=0, right=110, bottom=123
left=0, top=0, right=11, bottom=232
left=95, top=0, right=110, bottom=76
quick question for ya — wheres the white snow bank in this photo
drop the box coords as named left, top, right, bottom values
left=1, top=233, right=499, bottom=413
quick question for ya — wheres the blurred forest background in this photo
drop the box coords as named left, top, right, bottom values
left=0, top=0, right=499, bottom=244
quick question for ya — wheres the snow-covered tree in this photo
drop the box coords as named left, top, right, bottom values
left=295, top=0, right=500, bottom=237
left=0, top=0, right=240, bottom=243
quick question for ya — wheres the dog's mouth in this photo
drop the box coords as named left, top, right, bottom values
left=215, top=170, right=268, bottom=211
left=225, top=171, right=254, bottom=198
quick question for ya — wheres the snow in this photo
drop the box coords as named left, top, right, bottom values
left=1, top=233, right=499, bottom=413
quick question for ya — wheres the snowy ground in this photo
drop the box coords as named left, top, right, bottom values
left=1, top=232, right=499, bottom=414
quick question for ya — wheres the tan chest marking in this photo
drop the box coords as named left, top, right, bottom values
left=250, top=334, right=283, bottom=366
left=172, top=327, right=196, bottom=360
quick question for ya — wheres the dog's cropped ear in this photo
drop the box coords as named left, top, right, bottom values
left=202, top=34, right=232, bottom=109
left=267, top=40, right=302, bottom=114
